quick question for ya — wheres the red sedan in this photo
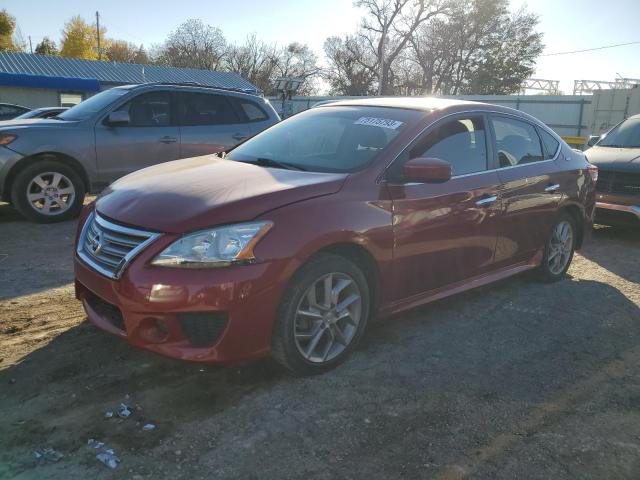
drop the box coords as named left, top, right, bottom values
left=74, top=98, right=597, bottom=375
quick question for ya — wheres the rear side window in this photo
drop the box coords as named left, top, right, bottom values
left=115, top=91, right=171, bottom=127
left=539, top=128, right=560, bottom=159
left=179, top=93, right=240, bottom=126
left=491, top=116, right=544, bottom=167
left=410, top=116, right=488, bottom=176
left=235, top=99, right=269, bottom=122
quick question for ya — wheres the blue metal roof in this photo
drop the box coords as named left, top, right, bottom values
left=0, top=72, right=100, bottom=91
left=0, top=52, right=258, bottom=92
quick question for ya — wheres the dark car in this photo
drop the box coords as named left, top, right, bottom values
left=0, top=103, right=30, bottom=120
left=0, top=83, right=280, bottom=223
left=584, top=114, right=640, bottom=227
left=14, top=107, right=68, bottom=119
left=74, top=97, right=597, bottom=375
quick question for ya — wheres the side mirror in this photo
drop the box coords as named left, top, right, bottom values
left=585, top=135, right=600, bottom=147
left=403, top=157, right=452, bottom=183
left=105, top=111, right=130, bottom=126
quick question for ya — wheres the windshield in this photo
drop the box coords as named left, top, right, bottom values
left=598, top=118, right=640, bottom=148
left=227, top=106, right=423, bottom=173
left=57, top=89, right=130, bottom=121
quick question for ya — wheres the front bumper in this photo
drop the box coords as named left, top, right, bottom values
left=74, top=238, right=290, bottom=363
left=595, top=192, right=640, bottom=226
left=0, top=146, right=25, bottom=200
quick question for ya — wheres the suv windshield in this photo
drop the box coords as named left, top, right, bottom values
left=598, top=118, right=640, bottom=148
left=57, top=88, right=130, bottom=121
left=227, top=106, right=423, bottom=173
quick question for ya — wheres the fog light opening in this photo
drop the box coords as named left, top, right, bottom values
left=138, top=317, right=170, bottom=344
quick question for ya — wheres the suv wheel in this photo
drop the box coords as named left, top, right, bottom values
left=536, top=212, right=576, bottom=282
left=271, top=254, right=370, bottom=375
left=11, top=160, right=85, bottom=223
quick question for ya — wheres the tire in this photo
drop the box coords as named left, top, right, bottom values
left=536, top=212, right=576, bottom=282
left=10, top=160, right=85, bottom=223
left=271, top=254, right=370, bottom=375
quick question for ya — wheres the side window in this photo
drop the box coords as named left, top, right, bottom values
left=491, top=116, right=544, bottom=167
left=235, top=99, right=269, bottom=122
left=538, top=128, right=560, bottom=159
left=179, top=93, right=240, bottom=126
left=115, top=91, right=171, bottom=127
left=410, top=116, right=488, bottom=176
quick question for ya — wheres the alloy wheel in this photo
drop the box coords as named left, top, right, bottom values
left=548, top=220, right=573, bottom=275
left=294, top=272, right=362, bottom=364
left=26, top=172, right=76, bottom=216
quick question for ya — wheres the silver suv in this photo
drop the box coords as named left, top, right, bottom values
left=0, top=83, right=280, bottom=222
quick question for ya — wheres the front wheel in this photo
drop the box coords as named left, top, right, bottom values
left=271, top=254, right=370, bottom=375
left=536, top=213, right=576, bottom=282
left=10, top=160, right=85, bottom=223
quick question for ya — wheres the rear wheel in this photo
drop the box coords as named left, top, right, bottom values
left=10, top=160, right=85, bottom=223
left=271, top=254, right=370, bottom=375
left=536, top=213, right=576, bottom=282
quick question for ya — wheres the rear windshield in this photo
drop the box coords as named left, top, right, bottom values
left=57, top=88, right=129, bottom=121
left=227, top=106, right=423, bottom=173
left=598, top=118, right=640, bottom=148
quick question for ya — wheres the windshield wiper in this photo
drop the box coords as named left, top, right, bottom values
left=241, top=157, right=307, bottom=171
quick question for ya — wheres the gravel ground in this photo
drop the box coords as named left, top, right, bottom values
left=1, top=200, right=639, bottom=480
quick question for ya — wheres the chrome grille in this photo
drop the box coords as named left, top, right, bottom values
left=596, top=170, right=640, bottom=196
left=77, top=211, right=161, bottom=279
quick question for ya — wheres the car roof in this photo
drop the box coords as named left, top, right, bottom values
left=316, top=96, right=481, bottom=112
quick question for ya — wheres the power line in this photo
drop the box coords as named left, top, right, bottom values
left=541, top=41, right=640, bottom=57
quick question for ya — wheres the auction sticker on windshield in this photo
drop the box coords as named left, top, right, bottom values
left=354, top=117, right=404, bottom=129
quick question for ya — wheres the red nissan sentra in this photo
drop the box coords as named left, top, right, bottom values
left=74, top=98, right=597, bottom=375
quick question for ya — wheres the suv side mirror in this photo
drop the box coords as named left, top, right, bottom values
left=106, top=111, right=130, bottom=126
left=403, top=157, right=452, bottom=183
left=585, top=135, right=600, bottom=147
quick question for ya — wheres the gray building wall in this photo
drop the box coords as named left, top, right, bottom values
left=0, top=86, right=62, bottom=108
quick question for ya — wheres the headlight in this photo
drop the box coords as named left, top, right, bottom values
left=151, top=221, right=273, bottom=268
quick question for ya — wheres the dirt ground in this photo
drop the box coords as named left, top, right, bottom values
left=1, top=200, right=639, bottom=480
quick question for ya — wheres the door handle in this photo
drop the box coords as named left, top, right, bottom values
left=232, top=133, right=248, bottom=141
left=159, top=136, right=177, bottom=144
left=475, top=194, right=498, bottom=206
left=544, top=183, right=560, bottom=193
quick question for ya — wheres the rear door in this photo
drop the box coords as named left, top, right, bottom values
left=95, top=90, right=180, bottom=183
left=177, top=92, right=249, bottom=157
left=386, top=113, right=502, bottom=300
left=489, top=114, right=562, bottom=267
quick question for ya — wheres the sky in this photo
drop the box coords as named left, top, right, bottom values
left=5, top=0, right=640, bottom=95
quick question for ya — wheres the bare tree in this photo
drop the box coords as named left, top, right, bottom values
left=274, top=42, right=322, bottom=95
left=226, top=34, right=280, bottom=93
left=355, top=0, right=449, bottom=94
left=324, top=35, right=377, bottom=95
left=154, top=19, right=226, bottom=70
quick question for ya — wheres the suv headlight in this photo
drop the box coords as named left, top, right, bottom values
left=151, top=221, right=273, bottom=268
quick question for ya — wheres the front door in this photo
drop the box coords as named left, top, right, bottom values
left=488, top=114, right=562, bottom=267
left=386, top=114, right=501, bottom=301
left=95, top=90, right=180, bottom=183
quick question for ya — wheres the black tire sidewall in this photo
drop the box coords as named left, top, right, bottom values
left=11, top=160, right=85, bottom=223
left=538, top=212, right=576, bottom=282
left=272, top=254, right=370, bottom=375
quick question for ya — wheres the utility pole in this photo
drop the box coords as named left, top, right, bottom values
left=28, top=36, right=33, bottom=54
left=96, top=11, right=102, bottom=60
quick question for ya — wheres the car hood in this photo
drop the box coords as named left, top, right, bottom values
left=585, top=146, right=640, bottom=173
left=96, top=156, right=348, bottom=233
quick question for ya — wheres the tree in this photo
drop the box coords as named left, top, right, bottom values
left=0, top=9, right=23, bottom=52
left=60, top=15, right=106, bottom=60
left=106, top=40, right=149, bottom=64
left=226, top=34, right=280, bottom=93
left=274, top=43, right=321, bottom=95
left=35, top=37, right=59, bottom=56
left=155, top=19, right=226, bottom=70
left=324, top=35, right=377, bottom=95
left=355, top=0, right=449, bottom=94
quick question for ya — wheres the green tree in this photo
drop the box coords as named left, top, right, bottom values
left=60, top=15, right=107, bottom=60
left=0, top=9, right=22, bottom=52
left=35, top=37, right=59, bottom=56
